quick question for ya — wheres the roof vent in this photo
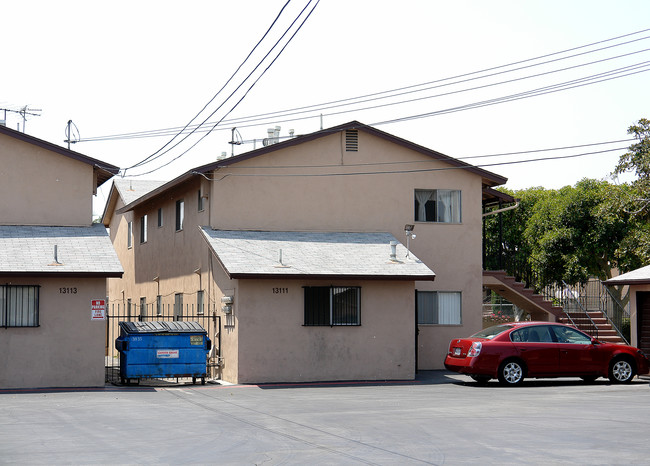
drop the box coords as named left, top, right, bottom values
left=345, top=129, right=358, bottom=152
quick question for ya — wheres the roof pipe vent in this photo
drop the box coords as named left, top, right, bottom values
left=389, top=241, right=398, bottom=261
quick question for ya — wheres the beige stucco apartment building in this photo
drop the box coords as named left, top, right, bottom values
left=0, top=125, right=122, bottom=389
left=104, top=121, right=508, bottom=384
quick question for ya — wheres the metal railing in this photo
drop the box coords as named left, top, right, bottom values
left=483, top=251, right=610, bottom=338
left=105, top=300, right=222, bottom=385
left=600, top=284, right=630, bottom=345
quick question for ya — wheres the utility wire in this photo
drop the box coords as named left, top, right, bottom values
left=81, top=28, right=650, bottom=144
left=123, top=0, right=294, bottom=173
left=371, top=63, right=650, bottom=126
left=126, top=0, right=293, bottom=171
left=128, top=0, right=320, bottom=177
left=198, top=146, right=629, bottom=182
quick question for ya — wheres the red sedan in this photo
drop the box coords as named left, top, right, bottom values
left=444, top=321, right=649, bottom=385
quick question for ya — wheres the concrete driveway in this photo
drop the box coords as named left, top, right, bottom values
left=1, top=371, right=649, bottom=465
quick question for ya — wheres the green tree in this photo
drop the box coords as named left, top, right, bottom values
left=614, top=118, right=650, bottom=189
left=524, top=179, right=630, bottom=285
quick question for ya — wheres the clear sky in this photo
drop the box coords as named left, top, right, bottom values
left=2, top=1, right=649, bottom=217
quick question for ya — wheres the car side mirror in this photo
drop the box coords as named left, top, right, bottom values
left=591, top=338, right=600, bottom=345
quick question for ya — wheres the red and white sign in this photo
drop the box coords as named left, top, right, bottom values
left=157, top=349, right=180, bottom=359
left=91, top=299, right=106, bottom=321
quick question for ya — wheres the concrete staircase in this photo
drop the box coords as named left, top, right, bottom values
left=483, top=270, right=564, bottom=321
left=559, top=311, right=625, bottom=344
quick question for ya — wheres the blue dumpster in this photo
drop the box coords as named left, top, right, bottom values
left=115, top=321, right=211, bottom=385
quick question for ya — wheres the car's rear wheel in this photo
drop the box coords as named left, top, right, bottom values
left=609, top=357, right=635, bottom=384
left=470, top=375, right=490, bottom=385
left=498, top=359, right=525, bottom=386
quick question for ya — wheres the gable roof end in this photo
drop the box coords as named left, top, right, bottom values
left=0, top=125, right=119, bottom=187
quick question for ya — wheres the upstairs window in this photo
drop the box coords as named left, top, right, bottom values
left=198, top=189, right=205, bottom=211
left=1, top=285, right=40, bottom=328
left=140, top=215, right=148, bottom=243
left=175, top=199, right=184, bottom=231
left=127, top=221, right=133, bottom=249
left=157, top=208, right=163, bottom=227
left=414, top=189, right=461, bottom=223
left=304, top=286, right=361, bottom=326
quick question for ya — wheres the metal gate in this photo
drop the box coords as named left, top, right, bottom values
left=105, top=296, right=221, bottom=384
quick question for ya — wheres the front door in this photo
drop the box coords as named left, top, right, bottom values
left=637, top=292, right=650, bottom=355
left=551, top=325, right=603, bottom=374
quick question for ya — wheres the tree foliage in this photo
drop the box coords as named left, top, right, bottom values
left=483, top=119, right=650, bottom=309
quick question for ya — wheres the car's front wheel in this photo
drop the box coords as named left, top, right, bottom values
left=498, top=359, right=525, bottom=386
left=609, top=357, right=635, bottom=384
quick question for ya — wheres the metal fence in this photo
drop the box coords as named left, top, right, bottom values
left=105, top=297, right=222, bottom=384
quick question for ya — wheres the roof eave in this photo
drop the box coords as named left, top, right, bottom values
left=0, top=271, right=124, bottom=278
left=228, top=272, right=436, bottom=281
left=603, top=278, right=650, bottom=286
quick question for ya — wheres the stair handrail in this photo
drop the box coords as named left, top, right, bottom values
left=560, top=280, right=599, bottom=338
left=601, top=284, right=630, bottom=345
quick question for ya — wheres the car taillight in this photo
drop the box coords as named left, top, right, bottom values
left=467, top=342, right=482, bottom=357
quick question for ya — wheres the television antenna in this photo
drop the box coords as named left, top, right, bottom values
left=0, top=105, right=41, bottom=132
left=64, top=120, right=81, bottom=149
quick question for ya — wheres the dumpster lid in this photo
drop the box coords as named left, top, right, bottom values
left=118, top=321, right=206, bottom=334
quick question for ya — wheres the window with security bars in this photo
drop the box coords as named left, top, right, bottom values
left=304, top=286, right=361, bottom=326
left=1, top=285, right=40, bottom=328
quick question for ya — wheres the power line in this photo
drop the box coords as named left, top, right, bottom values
left=196, top=146, right=629, bottom=182
left=212, top=138, right=636, bottom=170
left=125, top=0, right=294, bottom=172
left=128, top=0, right=320, bottom=177
left=80, top=28, right=650, bottom=144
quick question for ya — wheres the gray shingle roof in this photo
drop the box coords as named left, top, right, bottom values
left=0, top=224, right=123, bottom=276
left=200, top=229, right=435, bottom=280
left=604, top=265, right=650, bottom=285
left=113, top=179, right=166, bottom=206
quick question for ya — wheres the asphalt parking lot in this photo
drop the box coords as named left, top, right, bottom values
left=1, top=371, right=649, bottom=465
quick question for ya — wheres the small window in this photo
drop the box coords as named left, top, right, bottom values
left=157, top=208, right=163, bottom=227
left=417, top=291, right=461, bottom=325
left=174, top=293, right=183, bottom=321
left=127, top=221, right=133, bottom=248
left=175, top=199, right=184, bottom=231
left=139, top=297, right=146, bottom=321
left=1, top=285, right=40, bottom=328
left=304, top=286, right=360, bottom=326
left=414, top=189, right=461, bottom=223
left=197, top=290, right=204, bottom=315
left=198, top=190, right=204, bottom=211
left=140, top=215, right=148, bottom=243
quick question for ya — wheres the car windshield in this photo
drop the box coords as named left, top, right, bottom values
left=470, top=324, right=514, bottom=339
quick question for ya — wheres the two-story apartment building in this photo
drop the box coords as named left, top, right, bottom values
left=0, top=125, right=123, bottom=389
left=103, top=121, right=508, bottom=384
